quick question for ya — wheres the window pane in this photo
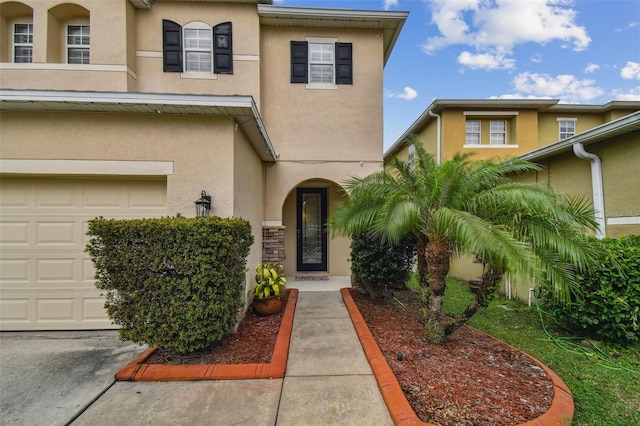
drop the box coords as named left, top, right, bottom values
left=68, top=48, right=90, bottom=64
left=14, top=24, right=33, bottom=43
left=310, top=64, right=333, bottom=83
left=309, top=43, right=333, bottom=63
left=14, top=46, right=32, bottom=63
left=185, top=51, right=212, bottom=72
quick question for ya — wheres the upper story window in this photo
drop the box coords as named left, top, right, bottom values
left=67, top=25, right=90, bottom=64
left=162, top=20, right=233, bottom=75
left=13, top=23, right=33, bottom=63
left=465, top=120, right=481, bottom=145
left=558, top=118, right=576, bottom=140
left=291, top=39, right=352, bottom=86
left=184, top=25, right=212, bottom=72
left=407, top=143, right=416, bottom=171
left=490, top=120, right=506, bottom=145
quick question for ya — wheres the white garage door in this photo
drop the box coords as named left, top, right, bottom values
left=0, top=176, right=167, bottom=330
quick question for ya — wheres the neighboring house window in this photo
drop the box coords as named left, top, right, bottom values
left=490, top=120, right=506, bottom=145
left=67, top=25, right=90, bottom=64
left=13, top=23, right=33, bottom=63
left=558, top=118, right=576, bottom=140
left=465, top=120, right=481, bottom=145
left=407, top=144, right=416, bottom=171
left=290, top=40, right=352, bottom=85
left=162, top=20, right=232, bottom=74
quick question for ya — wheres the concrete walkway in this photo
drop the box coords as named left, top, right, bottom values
left=69, top=284, right=392, bottom=425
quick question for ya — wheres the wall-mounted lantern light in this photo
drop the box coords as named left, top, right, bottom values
left=195, top=190, right=211, bottom=217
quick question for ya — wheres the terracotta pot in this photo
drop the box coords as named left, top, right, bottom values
left=252, top=295, right=283, bottom=316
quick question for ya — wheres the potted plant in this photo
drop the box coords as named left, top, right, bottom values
left=250, top=263, right=287, bottom=316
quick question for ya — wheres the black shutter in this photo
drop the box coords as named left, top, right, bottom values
left=213, top=22, right=233, bottom=74
left=335, top=42, right=352, bottom=85
left=162, top=20, right=182, bottom=72
left=291, top=41, right=308, bottom=83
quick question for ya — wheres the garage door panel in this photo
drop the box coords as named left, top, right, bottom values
left=1, top=176, right=167, bottom=330
left=0, top=221, right=30, bottom=245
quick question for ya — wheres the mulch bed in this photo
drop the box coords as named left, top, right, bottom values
left=351, top=289, right=554, bottom=426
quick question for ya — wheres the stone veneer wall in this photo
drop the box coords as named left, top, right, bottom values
left=262, top=226, right=285, bottom=265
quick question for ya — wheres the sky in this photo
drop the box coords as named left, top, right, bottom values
left=274, top=0, right=640, bottom=151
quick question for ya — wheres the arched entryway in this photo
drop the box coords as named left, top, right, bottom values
left=272, top=179, right=350, bottom=277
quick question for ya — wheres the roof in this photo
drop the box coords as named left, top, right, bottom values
left=258, top=5, right=408, bottom=66
left=385, top=99, right=640, bottom=158
left=519, top=110, right=640, bottom=161
left=0, top=90, right=278, bottom=162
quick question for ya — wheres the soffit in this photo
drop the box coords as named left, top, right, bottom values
left=0, top=90, right=277, bottom=162
left=258, top=5, right=408, bottom=65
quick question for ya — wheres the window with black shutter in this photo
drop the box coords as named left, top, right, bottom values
left=291, top=41, right=308, bottom=83
left=290, top=40, right=352, bottom=85
left=163, top=20, right=182, bottom=72
left=214, top=22, right=233, bottom=74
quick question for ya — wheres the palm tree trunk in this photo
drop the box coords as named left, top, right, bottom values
left=444, top=267, right=502, bottom=336
left=423, top=236, right=450, bottom=344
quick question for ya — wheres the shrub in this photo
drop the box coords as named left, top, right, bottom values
left=350, top=232, right=416, bottom=291
left=86, top=216, right=253, bottom=353
left=542, top=235, right=640, bottom=344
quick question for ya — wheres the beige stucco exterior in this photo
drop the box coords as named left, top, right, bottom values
left=0, top=0, right=408, bottom=329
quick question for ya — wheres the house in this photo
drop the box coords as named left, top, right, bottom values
left=385, top=99, right=640, bottom=300
left=0, top=0, right=408, bottom=330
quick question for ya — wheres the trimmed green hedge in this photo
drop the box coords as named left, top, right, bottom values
left=543, top=235, right=640, bottom=344
left=350, top=232, right=416, bottom=291
left=86, top=216, right=253, bottom=353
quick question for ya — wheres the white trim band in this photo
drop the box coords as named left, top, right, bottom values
left=607, top=216, right=640, bottom=225
left=0, top=159, right=174, bottom=176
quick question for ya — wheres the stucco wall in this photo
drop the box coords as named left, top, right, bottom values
left=133, top=1, right=261, bottom=103
left=0, top=111, right=236, bottom=217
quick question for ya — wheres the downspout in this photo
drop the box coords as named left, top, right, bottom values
left=572, top=143, right=606, bottom=239
left=428, top=110, right=442, bottom=165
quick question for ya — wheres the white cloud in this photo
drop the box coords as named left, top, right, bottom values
left=584, top=63, right=600, bottom=74
left=621, top=61, right=640, bottom=80
left=615, top=21, right=640, bottom=32
left=422, top=0, right=590, bottom=68
left=383, top=0, right=398, bottom=10
left=612, top=86, right=640, bottom=101
left=458, top=50, right=515, bottom=70
left=387, top=87, right=418, bottom=100
left=511, top=72, right=603, bottom=103
left=530, top=53, right=543, bottom=64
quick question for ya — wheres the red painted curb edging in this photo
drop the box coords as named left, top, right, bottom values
left=115, top=288, right=298, bottom=382
left=340, top=288, right=574, bottom=426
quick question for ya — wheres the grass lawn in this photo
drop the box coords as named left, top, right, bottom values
left=407, top=276, right=640, bottom=425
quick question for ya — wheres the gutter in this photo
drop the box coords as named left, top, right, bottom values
left=572, top=143, right=606, bottom=239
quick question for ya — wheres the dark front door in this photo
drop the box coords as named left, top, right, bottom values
left=296, top=188, right=328, bottom=272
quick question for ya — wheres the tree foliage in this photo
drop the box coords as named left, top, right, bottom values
left=330, top=139, right=602, bottom=344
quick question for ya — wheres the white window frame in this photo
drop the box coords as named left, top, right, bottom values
left=490, top=120, right=507, bottom=145
left=465, top=120, right=481, bottom=145
left=407, top=144, right=416, bottom=171
left=557, top=118, right=577, bottom=140
left=183, top=22, right=212, bottom=73
left=13, top=22, right=33, bottom=63
left=66, top=24, right=90, bottom=64
left=306, top=37, right=338, bottom=89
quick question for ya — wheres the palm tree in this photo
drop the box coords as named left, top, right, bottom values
left=330, top=139, right=601, bottom=344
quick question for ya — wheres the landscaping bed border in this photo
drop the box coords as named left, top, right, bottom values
left=340, top=288, right=574, bottom=426
left=115, top=289, right=298, bottom=381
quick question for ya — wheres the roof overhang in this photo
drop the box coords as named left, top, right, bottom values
left=0, top=90, right=278, bottom=162
left=129, top=0, right=272, bottom=8
left=519, top=110, right=640, bottom=162
left=258, top=5, right=408, bottom=66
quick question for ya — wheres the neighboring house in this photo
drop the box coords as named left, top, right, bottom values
left=386, top=99, right=640, bottom=300
left=0, top=0, right=408, bottom=330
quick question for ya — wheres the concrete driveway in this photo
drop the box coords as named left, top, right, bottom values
left=0, top=330, right=146, bottom=426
